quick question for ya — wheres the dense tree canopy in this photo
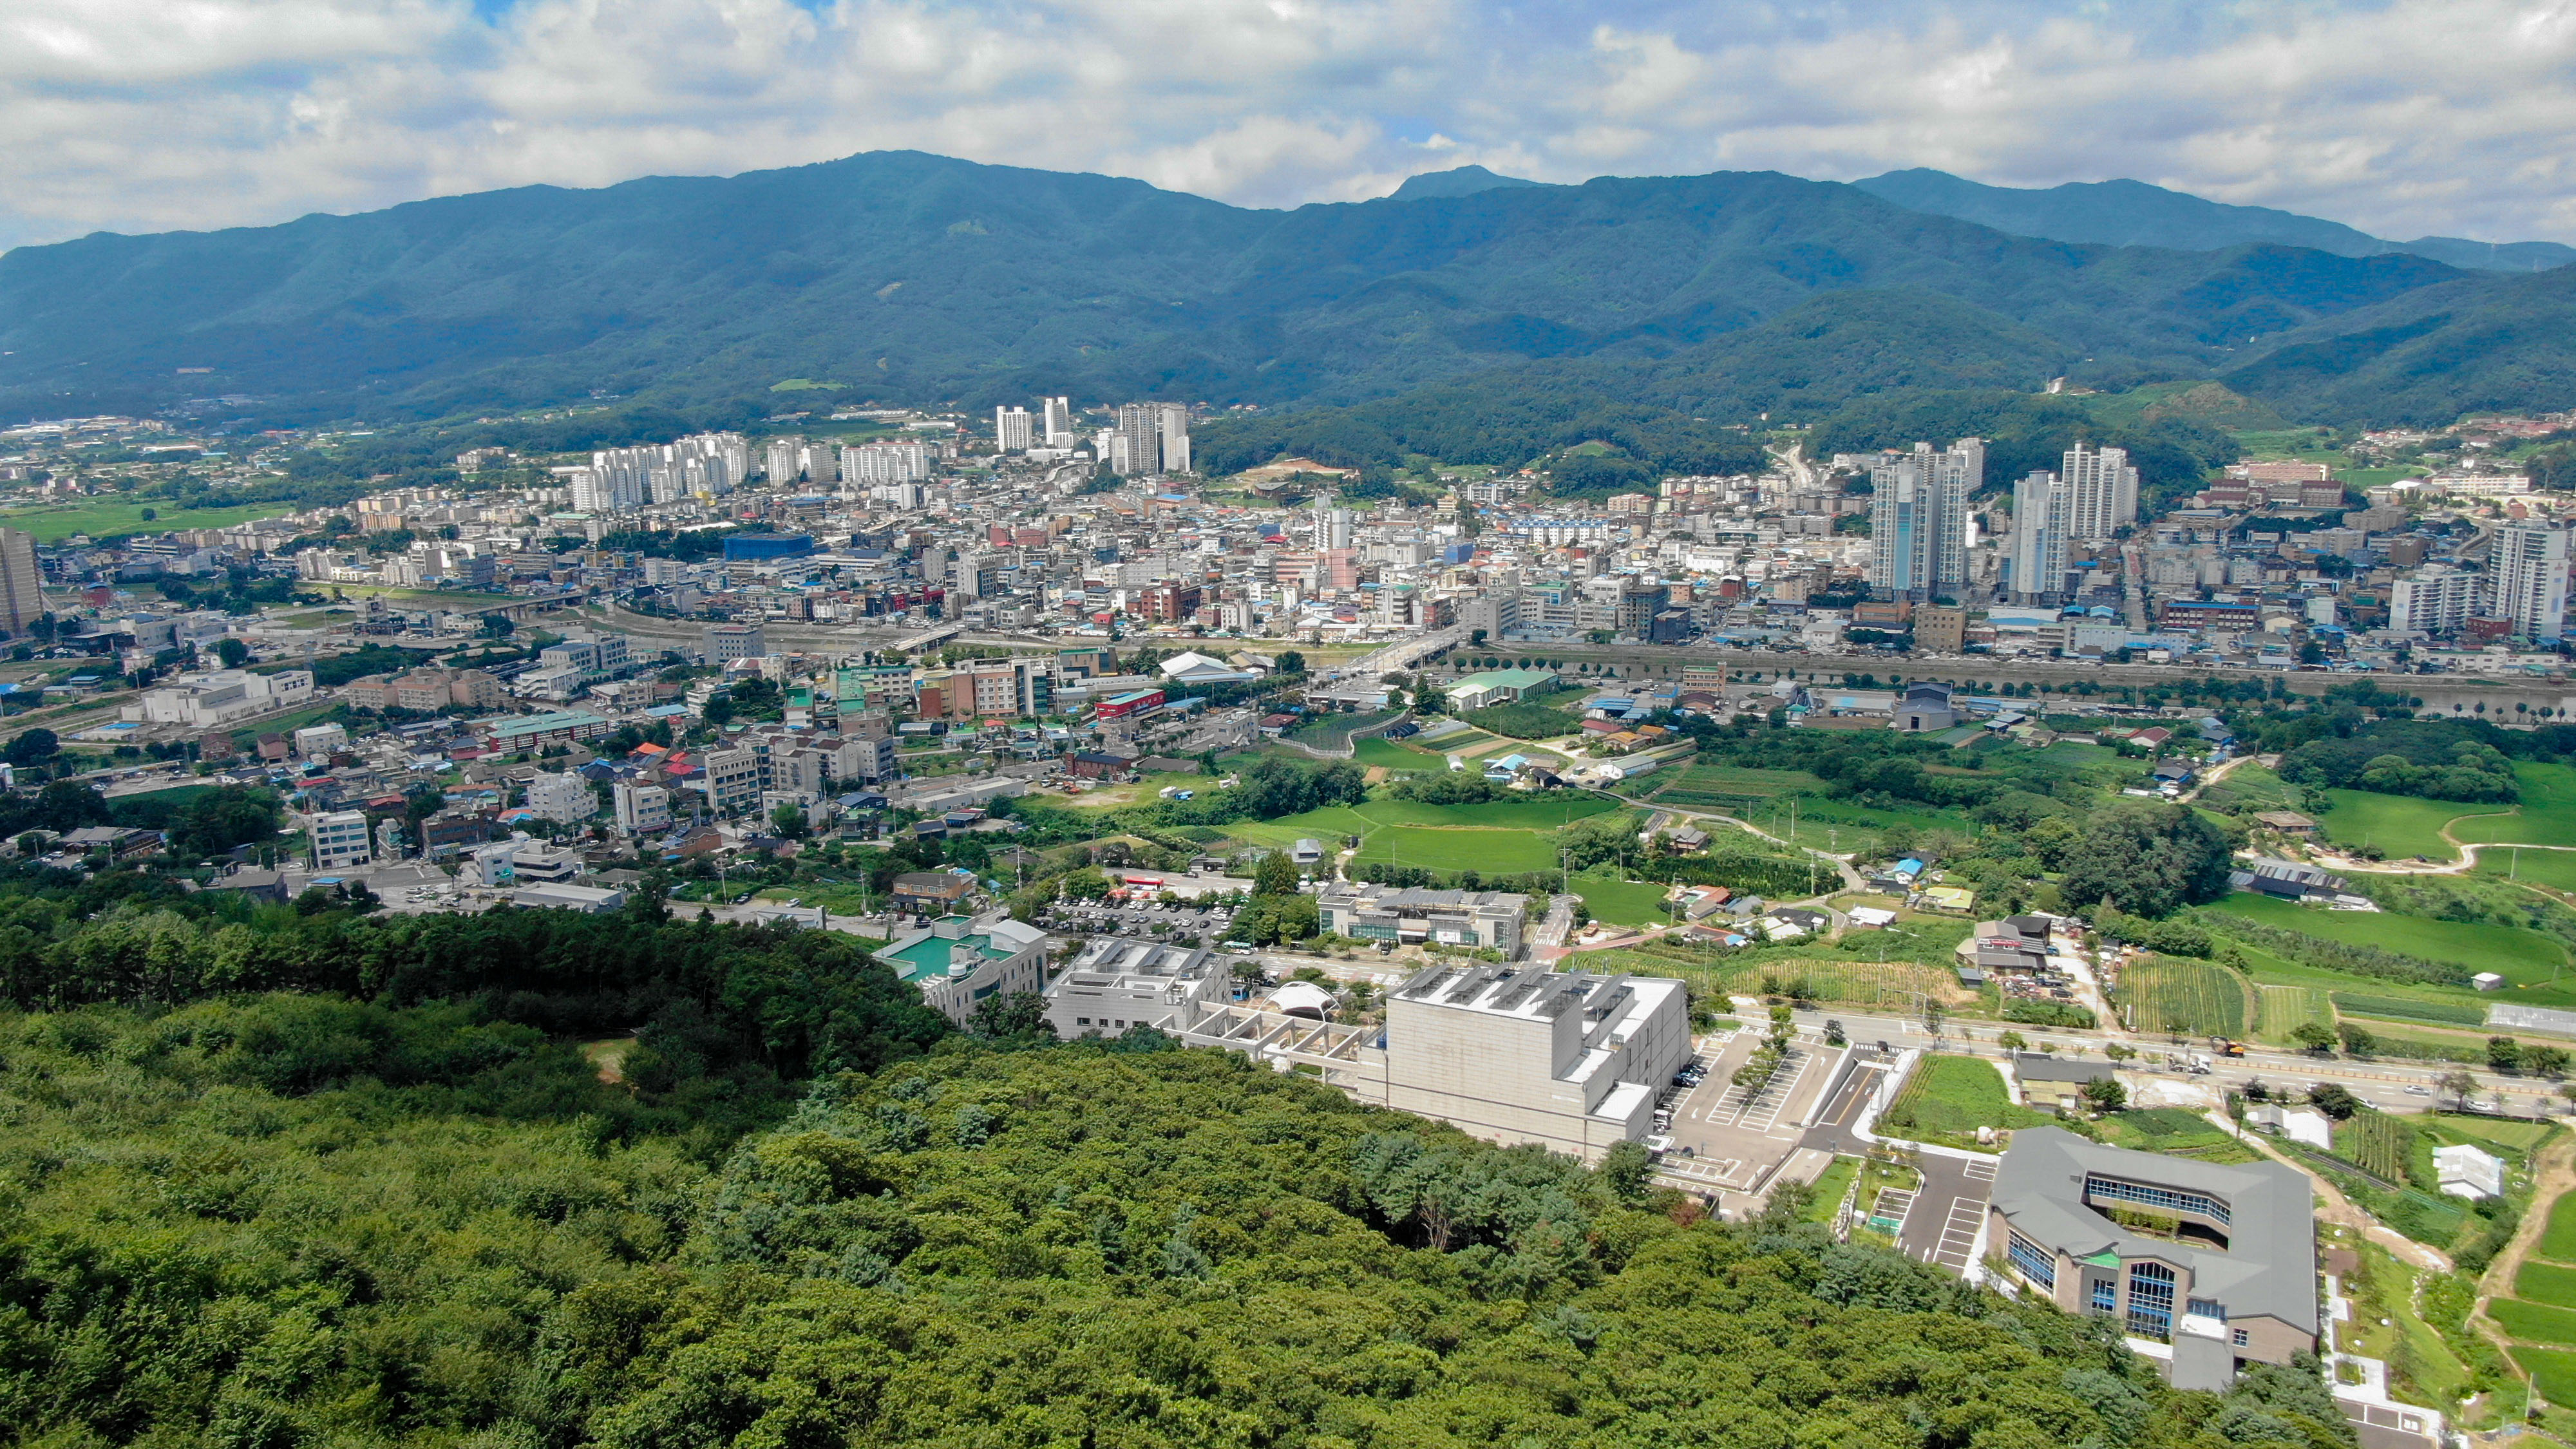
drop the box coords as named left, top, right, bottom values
left=2058, top=802, right=2237, bottom=918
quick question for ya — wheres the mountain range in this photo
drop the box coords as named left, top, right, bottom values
left=3, top=149, right=2573, bottom=437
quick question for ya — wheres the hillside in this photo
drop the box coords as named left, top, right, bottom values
left=1858, top=168, right=2576, bottom=274
left=0, top=149, right=2504, bottom=428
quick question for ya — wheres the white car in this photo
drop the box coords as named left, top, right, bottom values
left=2404, top=1084, right=2432, bottom=1095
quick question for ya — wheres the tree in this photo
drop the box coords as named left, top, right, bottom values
left=1596, top=1139, right=1654, bottom=1204
left=2336, top=1022, right=2378, bottom=1057
left=2289, top=1022, right=2336, bottom=1055
left=1997, top=1030, right=2027, bottom=1052
left=2079, top=1076, right=2127, bottom=1113
left=770, top=802, right=808, bottom=838
left=169, top=787, right=281, bottom=858
left=1252, top=849, right=1301, bottom=897
left=213, top=637, right=251, bottom=668
left=2306, top=1082, right=2359, bottom=1119
left=1, top=729, right=59, bottom=768
left=2054, top=802, right=2233, bottom=917
left=2490, top=1036, right=2525, bottom=1075
left=1275, top=650, right=1306, bottom=676
left=2103, top=1043, right=2136, bottom=1064
left=2438, top=1069, right=2480, bottom=1110
left=966, top=990, right=1053, bottom=1042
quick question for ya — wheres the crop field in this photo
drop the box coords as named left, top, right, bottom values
left=2095, top=1108, right=2262, bottom=1163
left=2112, top=958, right=2249, bottom=1037
left=2494, top=1302, right=2576, bottom=1347
left=2195, top=764, right=2300, bottom=815
left=2514, top=1347, right=2576, bottom=1408
left=1283, top=710, right=1403, bottom=750
left=2204, top=891, right=2568, bottom=979
left=2543, top=1190, right=2576, bottom=1262
left=2452, top=762, right=2576, bottom=848
left=2517, top=1261, right=2576, bottom=1309
left=1355, top=826, right=1558, bottom=874
left=2471, top=847, right=2576, bottom=892
left=2336, top=1112, right=2415, bottom=1183
left=1363, top=797, right=1618, bottom=830
left=1349, top=737, right=1439, bottom=772
left=2255, top=984, right=2331, bottom=1041
left=2315, top=788, right=2511, bottom=860
left=0, top=499, right=298, bottom=542
left=2329, top=992, right=2485, bottom=1027
left=1649, top=764, right=1830, bottom=807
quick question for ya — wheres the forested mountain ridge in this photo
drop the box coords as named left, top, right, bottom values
left=1856, top=168, right=2576, bottom=273
left=0, top=147, right=2528, bottom=429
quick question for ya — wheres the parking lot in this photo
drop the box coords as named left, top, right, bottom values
left=1038, top=900, right=1239, bottom=943
left=1652, top=1029, right=1850, bottom=1203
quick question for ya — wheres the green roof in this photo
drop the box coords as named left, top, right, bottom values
left=1447, top=668, right=1555, bottom=695
left=876, top=920, right=1018, bottom=985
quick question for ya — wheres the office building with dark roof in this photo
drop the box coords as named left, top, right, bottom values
left=1988, top=1128, right=2318, bottom=1388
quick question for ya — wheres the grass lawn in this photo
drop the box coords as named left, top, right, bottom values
left=1571, top=869, right=1671, bottom=927
left=1350, top=737, right=1439, bottom=772
left=1356, top=826, right=1558, bottom=875
left=2519, top=1260, right=2576, bottom=1309
left=2316, top=786, right=2512, bottom=860
left=2472, top=848, right=2576, bottom=892
left=2454, top=763, right=2576, bottom=849
left=2542, top=1189, right=2576, bottom=1262
left=0, top=500, right=298, bottom=543
left=1884, top=1054, right=2049, bottom=1141
left=2204, top=891, right=2567, bottom=979
left=2515, top=1346, right=2576, bottom=1407
left=1801, top=1157, right=1859, bottom=1222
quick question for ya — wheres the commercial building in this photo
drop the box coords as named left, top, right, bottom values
left=1173, top=964, right=1690, bottom=1164
left=1316, top=883, right=1528, bottom=954
left=1043, top=938, right=1232, bottom=1038
left=694, top=747, right=761, bottom=816
left=1444, top=667, right=1557, bottom=710
left=477, top=710, right=613, bottom=752
left=1989, top=1128, right=2318, bottom=1389
left=526, top=770, right=593, bottom=825
left=133, top=668, right=316, bottom=728
left=1868, top=440, right=1981, bottom=600
left=2064, top=444, right=2141, bottom=542
left=873, top=914, right=1050, bottom=1024
left=309, top=810, right=373, bottom=871
left=703, top=623, right=767, bottom=664
left=2490, top=520, right=2569, bottom=642
left=613, top=781, right=672, bottom=836
left=722, top=534, right=815, bottom=562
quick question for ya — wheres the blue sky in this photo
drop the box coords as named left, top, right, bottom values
left=3, top=0, right=2573, bottom=252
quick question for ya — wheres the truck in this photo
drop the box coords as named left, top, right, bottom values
left=2208, top=1036, right=2248, bottom=1057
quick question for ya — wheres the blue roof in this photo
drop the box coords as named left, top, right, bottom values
left=645, top=704, right=691, bottom=717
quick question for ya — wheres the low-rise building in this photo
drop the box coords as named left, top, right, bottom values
left=1317, top=882, right=1526, bottom=954
left=309, top=810, right=373, bottom=871
left=873, top=914, right=1050, bottom=1024
left=1043, top=938, right=1233, bottom=1038
left=526, top=770, right=594, bottom=825
left=613, top=781, right=672, bottom=835
left=694, top=748, right=761, bottom=816
left=477, top=710, right=612, bottom=752
left=892, top=871, right=976, bottom=915
left=2435, top=1143, right=2506, bottom=1200
left=1989, top=1127, right=2318, bottom=1388
left=132, top=668, right=315, bottom=728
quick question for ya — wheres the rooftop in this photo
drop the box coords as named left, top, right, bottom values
left=875, top=916, right=1043, bottom=985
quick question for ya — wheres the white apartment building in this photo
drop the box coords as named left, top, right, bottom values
left=2008, top=468, right=2074, bottom=603
left=1867, top=440, right=1981, bottom=600
left=2389, top=565, right=2481, bottom=636
left=293, top=723, right=348, bottom=758
left=2490, top=520, right=2569, bottom=642
left=526, top=771, right=594, bottom=826
left=2064, top=444, right=2140, bottom=542
left=310, top=811, right=373, bottom=871
left=842, top=442, right=934, bottom=484
left=1042, top=396, right=1074, bottom=448
left=703, top=623, right=766, bottom=663
left=614, top=781, right=673, bottom=836
left=994, top=406, right=1035, bottom=452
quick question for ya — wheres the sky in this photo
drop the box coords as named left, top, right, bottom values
left=7, top=0, right=2576, bottom=252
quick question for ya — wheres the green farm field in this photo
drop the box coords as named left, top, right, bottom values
left=2454, top=763, right=2576, bottom=848
left=2472, top=847, right=2576, bottom=892
left=1650, top=764, right=1830, bottom=805
left=2316, top=788, right=2512, bottom=860
left=2112, top=957, right=2251, bottom=1037
left=1569, top=869, right=1670, bottom=927
left=2544, top=1190, right=2576, bottom=1262
left=1350, top=737, right=1439, bottom=772
left=2518, top=1260, right=2576, bottom=1309
left=2514, top=1347, right=2576, bottom=1408
left=0, top=499, right=296, bottom=542
left=1354, top=827, right=1558, bottom=875
left=1884, top=1055, right=2047, bottom=1142
left=2203, top=891, right=2568, bottom=980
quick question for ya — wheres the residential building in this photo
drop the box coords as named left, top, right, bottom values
left=613, top=781, right=672, bottom=836
left=892, top=871, right=976, bottom=914
left=1043, top=938, right=1232, bottom=1038
left=1914, top=603, right=1967, bottom=654
left=526, top=770, right=593, bottom=825
left=0, top=527, right=39, bottom=636
left=2064, top=444, right=2140, bottom=542
left=694, top=747, right=761, bottom=816
left=2490, top=519, right=2568, bottom=641
left=1989, top=1128, right=2318, bottom=1389
left=873, top=914, right=1051, bottom=1025
left=1041, top=396, right=1074, bottom=448
left=1316, top=883, right=1528, bottom=954
left=1113, top=402, right=1167, bottom=475
left=1158, top=403, right=1191, bottom=475
left=1868, top=440, right=1981, bottom=600
left=703, top=623, right=766, bottom=663
left=310, top=810, right=373, bottom=871
left=2007, top=469, right=2073, bottom=602
left=995, top=406, right=1035, bottom=452
left=2389, top=565, right=2481, bottom=636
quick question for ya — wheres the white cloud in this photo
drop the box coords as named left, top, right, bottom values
left=3, top=0, right=2576, bottom=250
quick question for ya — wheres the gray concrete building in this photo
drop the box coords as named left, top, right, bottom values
left=1316, top=883, right=1527, bottom=954
left=1989, top=1127, right=2318, bottom=1388
left=1043, top=938, right=1233, bottom=1038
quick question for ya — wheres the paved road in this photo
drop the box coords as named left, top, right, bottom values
left=1798, top=1047, right=1895, bottom=1155
left=1899, top=1150, right=2000, bottom=1272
